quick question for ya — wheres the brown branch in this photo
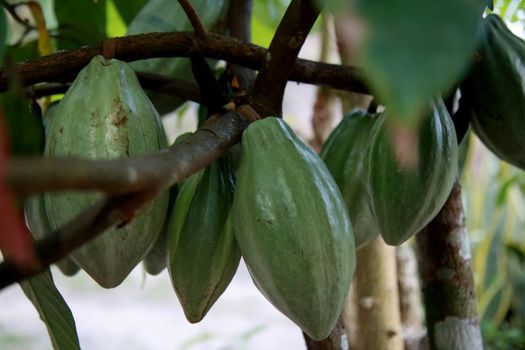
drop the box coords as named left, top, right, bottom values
left=251, top=0, right=321, bottom=117
left=0, top=109, right=247, bottom=289
left=28, top=72, right=202, bottom=102
left=6, top=157, right=156, bottom=195
left=227, top=0, right=256, bottom=91
left=177, top=0, right=207, bottom=38
left=0, top=32, right=369, bottom=95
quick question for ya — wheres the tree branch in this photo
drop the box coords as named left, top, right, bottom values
left=0, top=0, right=36, bottom=32
left=28, top=72, right=202, bottom=102
left=251, top=0, right=321, bottom=116
left=6, top=157, right=158, bottom=195
left=227, top=0, right=256, bottom=91
left=177, top=0, right=207, bottom=38
left=0, top=32, right=369, bottom=95
left=0, top=109, right=247, bottom=289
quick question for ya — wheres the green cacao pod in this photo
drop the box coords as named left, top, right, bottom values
left=365, top=99, right=458, bottom=245
left=460, top=14, right=525, bottom=170
left=24, top=195, right=80, bottom=276
left=232, top=117, right=355, bottom=341
left=24, top=101, right=79, bottom=276
left=320, top=110, right=379, bottom=248
left=168, top=157, right=239, bottom=323
left=142, top=186, right=176, bottom=276
left=44, top=55, right=169, bottom=288
left=143, top=133, right=193, bottom=275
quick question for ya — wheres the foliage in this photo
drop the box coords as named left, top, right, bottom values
left=19, top=270, right=80, bottom=350
left=494, top=0, right=525, bottom=22
left=462, top=135, right=525, bottom=346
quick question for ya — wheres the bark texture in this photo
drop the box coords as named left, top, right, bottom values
left=397, top=243, right=427, bottom=350
left=0, top=32, right=368, bottom=94
left=416, top=181, right=483, bottom=350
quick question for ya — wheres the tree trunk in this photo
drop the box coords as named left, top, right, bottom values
left=416, top=180, right=483, bottom=350
left=396, top=243, right=426, bottom=350
left=354, top=236, right=405, bottom=350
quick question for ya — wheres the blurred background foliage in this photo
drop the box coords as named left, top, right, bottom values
left=461, top=2, right=525, bottom=349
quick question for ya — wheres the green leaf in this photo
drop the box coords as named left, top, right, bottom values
left=0, top=7, right=7, bottom=59
left=1, top=90, right=44, bottom=156
left=54, top=0, right=107, bottom=49
left=19, top=270, right=81, bottom=350
left=1, top=40, right=39, bottom=66
left=355, top=0, right=481, bottom=125
left=251, top=0, right=290, bottom=47
left=311, top=0, right=341, bottom=12
left=112, top=0, right=148, bottom=24
left=106, top=0, right=126, bottom=37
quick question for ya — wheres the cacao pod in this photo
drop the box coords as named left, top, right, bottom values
left=142, top=187, right=176, bottom=276
left=168, top=156, right=239, bottom=323
left=320, top=110, right=379, bottom=248
left=232, top=117, right=355, bottom=341
left=460, top=14, right=525, bottom=170
left=24, top=102, right=79, bottom=276
left=24, top=195, right=79, bottom=276
left=44, top=55, right=169, bottom=288
left=143, top=133, right=192, bottom=275
left=365, top=99, right=458, bottom=245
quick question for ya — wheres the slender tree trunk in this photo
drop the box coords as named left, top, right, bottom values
left=353, top=236, right=405, bottom=350
left=396, top=243, right=426, bottom=350
left=416, top=180, right=483, bottom=350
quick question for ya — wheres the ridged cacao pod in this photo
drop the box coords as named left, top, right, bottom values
left=168, top=157, right=239, bottom=323
left=143, top=133, right=192, bottom=275
left=232, top=117, right=355, bottom=341
left=461, top=14, right=525, bottom=170
left=365, top=99, right=458, bottom=245
left=24, top=102, right=79, bottom=276
left=44, top=55, right=169, bottom=288
left=25, top=195, right=80, bottom=276
left=320, top=110, right=379, bottom=248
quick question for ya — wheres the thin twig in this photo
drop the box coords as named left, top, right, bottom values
left=0, top=109, right=247, bottom=289
left=227, top=0, right=256, bottom=91
left=27, top=72, right=202, bottom=102
left=251, top=0, right=321, bottom=117
left=0, top=0, right=35, bottom=31
left=0, top=32, right=369, bottom=95
left=177, top=0, right=207, bottom=38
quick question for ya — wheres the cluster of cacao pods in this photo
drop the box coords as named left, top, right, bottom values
left=322, top=98, right=458, bottom=247
left=25, top=54, right=357, bottom=340
left=28, top=12, right=519, bottom=339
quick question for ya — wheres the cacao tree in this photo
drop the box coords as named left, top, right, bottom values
left=1, top=0, right=523, bottom=348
